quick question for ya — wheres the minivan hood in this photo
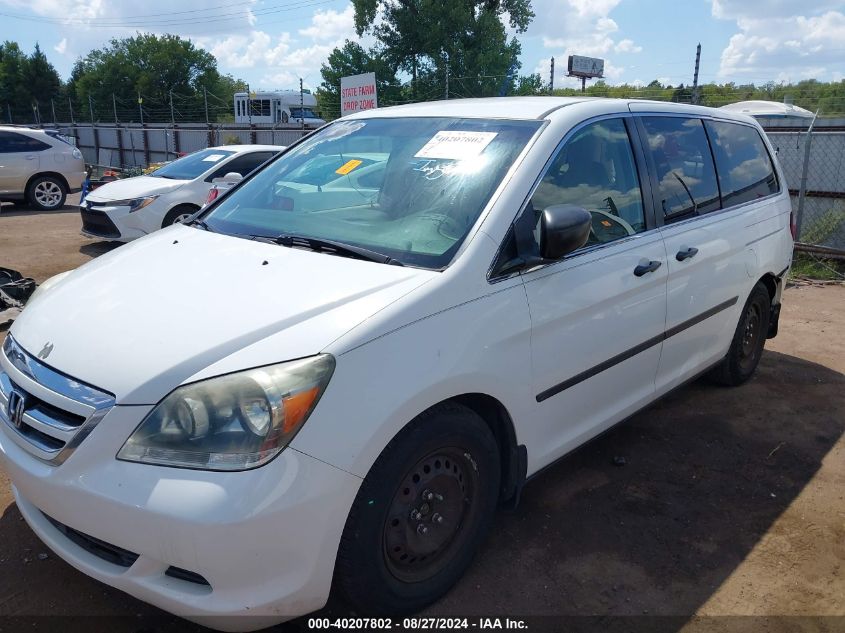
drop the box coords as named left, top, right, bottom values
left=11, top=226, right=435, bottom=404
left=85, top=175, right=187, bottom=201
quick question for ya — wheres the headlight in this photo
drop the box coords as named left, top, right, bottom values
left=106, top=195, right=159, bottom=212
left=117, top=355, right=335, bottom=471
left=72, top=148, right=82, bottom=160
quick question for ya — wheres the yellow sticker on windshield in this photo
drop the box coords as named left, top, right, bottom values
left=336, top=159, right=363, bottom=175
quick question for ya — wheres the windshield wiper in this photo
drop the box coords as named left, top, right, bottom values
left=188, top=218, right=215, bottom=232
left=248, top=233, right=404, bottom=266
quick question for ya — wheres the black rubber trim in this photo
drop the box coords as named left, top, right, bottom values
left=776, top=265, right=789, bottom=278
left=536, top=296, right=739, bottom=402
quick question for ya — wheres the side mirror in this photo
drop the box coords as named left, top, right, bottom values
left=212, top=172, right=243, bottom=184
left=539, top=204, right=592, bottom=260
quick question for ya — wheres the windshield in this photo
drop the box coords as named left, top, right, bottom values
left=203, top=117, right=541, bottom=269
left=290, top=108, right=318, bottom=119
left=151, top=149, right=235, bottom=180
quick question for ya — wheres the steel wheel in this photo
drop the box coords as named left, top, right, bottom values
left=33, top=180, right=63, bottom=209
left=383, top=447, right=479, bottom=583
left=738, top=298, right=763, bottom=373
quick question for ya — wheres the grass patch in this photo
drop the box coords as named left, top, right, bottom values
left=789, top=253, right=845, bottom=281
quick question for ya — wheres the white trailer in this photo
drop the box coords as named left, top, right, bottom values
left=234, top=90, right=325, bottom=127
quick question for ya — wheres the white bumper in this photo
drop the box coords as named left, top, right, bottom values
left=0, top=404, right=361, bottom=631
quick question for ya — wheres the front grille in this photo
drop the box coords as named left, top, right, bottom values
left=45, top=514, right=140, bottom=568
left=0, top=336, right=114, bottom=464
left=80, top=208, right=121, bottom=238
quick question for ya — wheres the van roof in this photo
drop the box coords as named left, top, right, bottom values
left=342, top=97, right=759, bottom=125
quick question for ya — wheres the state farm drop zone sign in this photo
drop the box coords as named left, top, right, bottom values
left=340, top=72, right=379, bottom=117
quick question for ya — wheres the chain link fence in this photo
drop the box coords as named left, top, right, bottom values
left=765, top=123, right=845, bottom=252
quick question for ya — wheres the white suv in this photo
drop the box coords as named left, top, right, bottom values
left=0, top=126, right=85, bottom=210
left=0, top=98, right=793, bottom=630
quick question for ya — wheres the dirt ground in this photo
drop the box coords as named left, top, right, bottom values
left=0, top=203, right=843, bottom=633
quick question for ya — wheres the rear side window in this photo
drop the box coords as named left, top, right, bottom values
left=705, top=120, right=779, bottom=207
left=641, top=117, right=720, bottom=221
left=0, top=131, right=51, bottom=153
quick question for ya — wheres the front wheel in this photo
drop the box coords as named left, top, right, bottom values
left=336, top=403, right=500, bottom=615
left=162, top=205, right=197, bottom=227
left=709, top=282, right=771, bottom=386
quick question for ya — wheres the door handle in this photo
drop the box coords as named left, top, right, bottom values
left=634, top=260, right=662, bottom=277
left=676, top=246, right=699, bottom=261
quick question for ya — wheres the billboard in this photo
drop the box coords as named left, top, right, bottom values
left=340, top=73, right=378, bottom=117
left=567, top=55, right=604, bottom=79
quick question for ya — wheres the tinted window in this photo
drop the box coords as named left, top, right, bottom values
left=0, top=131, right=51, bottom=153
left=530, top=118, right=646, bottom=247
left=207, top=152, right=276, bottom=180
left=706, top=120, right=779, bottom=207
left=642, top=117, right=720, bottom=221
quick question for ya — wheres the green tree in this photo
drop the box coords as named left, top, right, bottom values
left=0, top=41, right=30, bottom=122
left=71, top=33, right=243, bottom=122
left=350, top=0, right=534, bottom=99
left=318, top=40, right=402, bottom=120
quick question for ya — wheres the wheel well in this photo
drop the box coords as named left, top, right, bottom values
left=25, top=172, right=69, bottom=194
left=758, top=273, right=778, bottom=302
left=448, top=393, right=525, bottom=507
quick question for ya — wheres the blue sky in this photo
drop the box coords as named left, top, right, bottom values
left=1, top=0, right=843, bottom=92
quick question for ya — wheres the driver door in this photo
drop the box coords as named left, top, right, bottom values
left=519, top=116, right=669, bottom=469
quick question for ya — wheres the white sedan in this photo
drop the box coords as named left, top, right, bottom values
left=80, top=145, right=283, bottom=241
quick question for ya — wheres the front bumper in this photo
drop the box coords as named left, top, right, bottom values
left=79, top=200, right=159, bottom=242
left=0, top=403, right=361, bottom=631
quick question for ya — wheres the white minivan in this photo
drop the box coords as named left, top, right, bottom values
left=0, top=98, right=792, bottom=630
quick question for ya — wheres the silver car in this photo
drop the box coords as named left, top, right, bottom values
left=0, top=126, right=85, bottom=210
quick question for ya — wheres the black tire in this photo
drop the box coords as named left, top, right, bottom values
left=26, top=176, right=66, bottom=211
left=336, top=403, right=500, bottom=615
left=162, top=205, right=198, bottom=228
left=709, top=282, right=771, bottom=386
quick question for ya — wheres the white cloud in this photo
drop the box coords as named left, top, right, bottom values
left=714, top=4, right=845, bottom=80
left=298, top=5, right=354, bottom=41
left=54, top=38, right=67, bottom=55
left=528, top=0, right=639, bottom=86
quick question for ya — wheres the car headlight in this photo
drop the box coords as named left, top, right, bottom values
left=117, top=355, right=335, bottom=471
left=107, top=196, right=159, bottom=212
left=72, top=148, right=82, bottom=160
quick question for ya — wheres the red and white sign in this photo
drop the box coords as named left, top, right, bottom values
left=340, top=72, right=378, bottom=117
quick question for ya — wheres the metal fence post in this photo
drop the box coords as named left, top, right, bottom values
left=795, top=110, right=819, bottom=242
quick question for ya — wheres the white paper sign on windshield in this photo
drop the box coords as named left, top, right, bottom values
left=414, top=131, right=498, bottom=160
left=202, top=154, right=226, bottom=162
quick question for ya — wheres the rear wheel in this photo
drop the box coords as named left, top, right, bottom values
left=336, top=403, right=500, bottom=615
left=27, top=176, right=66, bottom=211
left=709, top=282, right=771, bottom=386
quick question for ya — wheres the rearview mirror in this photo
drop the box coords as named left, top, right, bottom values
left=539, top=204, right=592, bottom=260
left=212, top=172, right=243, bottom=184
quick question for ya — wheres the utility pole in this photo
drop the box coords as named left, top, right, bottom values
left=550, top=57, right=555, bottom=93
left=68, top=96, right=75, bottom=124
left=51, top=98, right=57, bottom=124
left=692, top=43, right=701, bottom=105
left=203, top=86, right=209, bottom=125
left=300, top=78, right=304, bottom=131
left=88, top=94, right=95, bottom=124
left=113, top=93, right=119, bottom=124
left=169, top=90, right=175, bottom=126
left=138, top=93, right=144, bottom=126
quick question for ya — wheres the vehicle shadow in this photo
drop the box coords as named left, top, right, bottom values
left=0, top=350, right=842, bottom=632
left=79, top=241, right=123, bottom=258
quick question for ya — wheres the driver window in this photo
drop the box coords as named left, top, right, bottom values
left=529, top=118, right=646, bottom=248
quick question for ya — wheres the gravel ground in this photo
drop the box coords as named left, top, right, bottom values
left=1, top=202, right=843, bottom=633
